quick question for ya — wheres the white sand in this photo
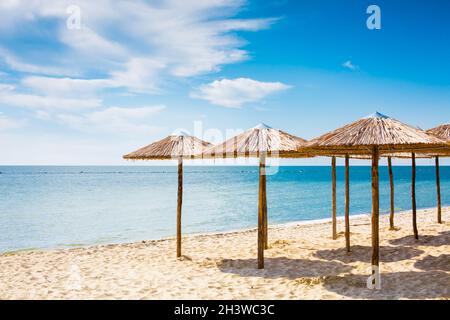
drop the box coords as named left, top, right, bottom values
left=0, top=207, right=449, bottom=300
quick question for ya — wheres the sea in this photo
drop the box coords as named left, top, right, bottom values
left=0, top=165, right=448, bottom=253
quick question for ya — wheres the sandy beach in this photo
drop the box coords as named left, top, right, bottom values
left=0, top=207, right=448, bottom=300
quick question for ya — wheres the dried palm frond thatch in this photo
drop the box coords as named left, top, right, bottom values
left=427, top=123, right=450, bottom=142
left=123, top=134, right=213, bottom=160
left=304, top=112, right=450, bottom=156
left=201, top=123, right=309, bottom=159
left=339, top=152, right=432, bottom=160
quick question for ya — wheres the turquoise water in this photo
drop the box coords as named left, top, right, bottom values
left=0, top=166, right=448, bottom=253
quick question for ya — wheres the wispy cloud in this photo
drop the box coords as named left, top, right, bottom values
left=59, top=26, right=127, bottom=60
left=191, top=78, right=291, bottom=108
left=0, top=1, right=280, bottom=163
left=1, top=49, right=75, bottom=77
left=0, top=1, right=277, bottom=90
left=57, top=105, right=165, bottom=134
left=22, top=76, right=114, bottom=97
left=342, top=60, right=358, bottom=71
left=0, top=85, right=102, bottom=111
left=0, top=83, right=15, bottom=92
left=109, top=58, right=166, bottom=94
left=21, top=60, right=165, bottom=97
left=0, top=113, right=24, bottom=131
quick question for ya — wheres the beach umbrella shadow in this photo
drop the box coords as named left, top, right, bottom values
left=322, top=271, right=450, bottom=299
left=414, top=254, right=450, bottom=272
left=388, top=230, right=450, bottom=247
left=314, top=245, right=424, bottom=263
left=216, top=257, right=353, bottom=280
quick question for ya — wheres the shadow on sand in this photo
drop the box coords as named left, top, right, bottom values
left=314, top=245, right=424, bottom=263
left=414, top=254, right=450, bottom=272
left=216, top=257, right=353, bottom=280
left=322, top=270, right=450, bottom=299
left=388, top=230, right=450, bottom=247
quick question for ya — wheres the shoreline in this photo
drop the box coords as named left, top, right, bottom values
left=0, top=206, right=448, bottom=299
left=1, top=206, right=441, bottom=256
left=1, top=164, right=450, bottom=167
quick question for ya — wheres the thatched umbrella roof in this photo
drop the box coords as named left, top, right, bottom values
left=201, top=123, right=308, bottom=159
left=427, top=124, right=450, bottom=142
left=199, top=123, right=307, bottom=269
left=304, top=112, right=450, bottom=156
left=341, top=152, right=432, bottom=160
left=123, top=133, right=212, bottom=258
left=123, top=133, right=213, bottom=160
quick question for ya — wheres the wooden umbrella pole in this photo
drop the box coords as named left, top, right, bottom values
left=388, top=157, right=395, bottom=230
left=371, top=146, right=380, bottom=276
left=331, top=156, right=337, bottom=240
left=411, top=152, right=418, bottom=240
left=176, top=157, right=183, bottom=258
left=435, top=156, right=442, bottom=224
left=345, top=154, right=350, bottom=252
left=263, top=176, right=268, bottom=250
left=257, top=153, right=266, bottom=269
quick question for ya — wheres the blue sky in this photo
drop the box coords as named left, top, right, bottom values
left=0, top=0, right=449, bottom=165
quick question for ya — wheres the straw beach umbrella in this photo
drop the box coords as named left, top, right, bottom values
left=427, top=123, right=450, bottom=140
left=303, top=112, right=449, bottom=279
left=123, top=133, right=213, bottom=258
left=427, top=123, right=450, bottom=223
left=201, top=123, right=308, bottom=269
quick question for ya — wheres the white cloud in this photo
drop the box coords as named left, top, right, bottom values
left=1, top=49, right=74, bottom=76
left=0, top=132, right=143, bottom=165
left=213, top=18, right=278, bottom=32
left=19, top=60, right=165, bottom=96
left=0, top=113, right=23, bottom=131
left=34, top=110, right=51, bottom=120
left=110, top=58, right=166, bottom=93
left=22, top=76, right=114, bottom=97
left=0, top=83, right=15, bottom=91
left=0, top=0, right=276, bottom=86
left=0, top=90, right=101, bottom=111
left=88, top=105, right=165, bottom=121
left=191, top=77, right=291, bottom=108
left=59, top=26, right=127, bottom=60
left=0, top=1, right=279, bottom=164
left=57, top=105, right=165, bottom=134
left=1, top=79, right=102, bottom=111
left=342, top=60, right=358, bottom=71
left=19, top=60, right=168, bottom=97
